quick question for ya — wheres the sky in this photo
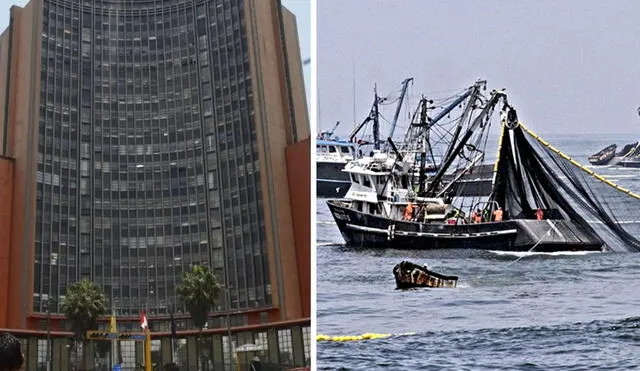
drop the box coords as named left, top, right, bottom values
left=0, top=0, right=29, bottom=33
left=0, top=1, right=28, bottom=30
left=281, top=0, right=311, bottom=107
left=0, top=0, right=311, bottom=110
left=318, top=0, right=640, bottom=137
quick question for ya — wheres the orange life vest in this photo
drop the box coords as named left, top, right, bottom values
left=493, top=209, right=503, bottom=222
left=472, top=211, right=482, bottom=223
left=404, top=203, right=414, bottom=220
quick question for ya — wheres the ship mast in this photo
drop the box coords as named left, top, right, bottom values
left=349, top=79, right=412, bottom=150
left=439, top=80, right=486, bottom=165
left=418, top=98, right=430, bottom=194
left=386, top=77, right=414, bottom=145
left=424, top=89, right=508, bottom=196
left=373, top=84, right=380, bottom=150
left=400, top=82, right=483, bottom=196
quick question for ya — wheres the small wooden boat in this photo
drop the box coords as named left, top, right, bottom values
left=588, top=144, right=617, bottom=165
left=393, top=261, right=458, bottom=289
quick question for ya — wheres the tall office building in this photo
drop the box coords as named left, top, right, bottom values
left=0, top=0, right=309, bottom=336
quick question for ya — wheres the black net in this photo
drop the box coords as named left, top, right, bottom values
left=490, top=120, right=640, bottom=252
left=617, top=142, right=639, bottom=157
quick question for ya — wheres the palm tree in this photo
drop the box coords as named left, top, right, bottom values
left=175, top=264, right=221, bottom=370
left=60, top=278, right=109, bottom=370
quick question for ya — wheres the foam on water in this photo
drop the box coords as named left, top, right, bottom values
left=487, top=250, right=602, bottom=258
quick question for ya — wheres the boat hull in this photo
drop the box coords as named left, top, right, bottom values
left=393, top=261, right=458, bottom=289
left=327, top=200, right=604, bottom=252
left=317, top=179, right=351, bottom=198
left=317, top=161, right=350, bottom=198
left=588, top=144, right=616, bottom=166
left=589, top=157, right=614, bottom=166
left=618, top=160, right=640, bottom=168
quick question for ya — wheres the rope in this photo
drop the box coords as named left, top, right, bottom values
left=474, top=222, right=555, bottom=280
left=502, top=223, right=554, bottom=267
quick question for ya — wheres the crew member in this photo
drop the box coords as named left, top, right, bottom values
left=472, top=209, right=482, bottom=223
left=493, top=207, right=503, bottom=222
left=536, top=208, right=544, bottom=221
left=404, top=202, right=414, bottom=221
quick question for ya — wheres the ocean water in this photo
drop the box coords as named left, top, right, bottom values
left=316, top=134, right=640, bottom=370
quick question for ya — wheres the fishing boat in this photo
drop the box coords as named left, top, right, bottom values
left=316, top=123, right=358, bottom=198
left=619, top=157, right=640, bottom=168
left=588, top=144, right=616, bottom=165
left=588, top=141, right=640, bottom=166
left=589, top=108, right=640, bottom=166
left=393, top=261, right=458, bottom=289
left=316, top=78, right=413, bottom=198
left=617, top=107, right=640, bottom=167
left=327, top=80, right=613, bottom=252
left=610, top=142, right=640, bottom=165
left=616, top=142, right=640, bottom=168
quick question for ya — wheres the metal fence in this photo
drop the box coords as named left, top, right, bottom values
left=70, top=364, right=303, bottom=371
left=1, top=321, right=311, bottom=371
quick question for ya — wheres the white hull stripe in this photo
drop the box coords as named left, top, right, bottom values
left=345, top=223, right=518, bottom=239
left=317, top=178, right=350, bottom=183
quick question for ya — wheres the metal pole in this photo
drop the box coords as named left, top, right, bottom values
left=226, top=287, right=232, bottom=370
left=221, top=242, right=233, bottom=369
left=170, top=337, right=174, bottom=364
left=47, top=303, right=51, bottom=371
left=145, top=328, right=152, bottom=371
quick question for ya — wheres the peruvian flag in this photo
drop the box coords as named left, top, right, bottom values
left=140, top=310, right=148, bottom=330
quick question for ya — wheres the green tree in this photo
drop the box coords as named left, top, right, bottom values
left=60, top=279, right=109, bottom=370
left=176, top=264, right=221, bottom=369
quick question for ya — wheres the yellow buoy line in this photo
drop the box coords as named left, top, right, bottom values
left=519, top=121, right=640, bottom=201
left=316, top=332, right=416, bottom=343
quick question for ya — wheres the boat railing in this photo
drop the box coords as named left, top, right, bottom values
left=470, top=200, right=501, bottom=222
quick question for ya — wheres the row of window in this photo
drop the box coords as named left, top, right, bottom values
left=34, top=0, right=269, bottom=313
left=47, top=0, right=211, bottom=16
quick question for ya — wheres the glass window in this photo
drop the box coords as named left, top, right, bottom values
left=277, top=329, right=293, bottom=366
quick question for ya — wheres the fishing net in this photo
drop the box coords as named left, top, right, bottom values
left=490, top=118, right=640, bottom=252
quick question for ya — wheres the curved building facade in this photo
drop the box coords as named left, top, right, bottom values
left=0, top=0, right=309, bottom=333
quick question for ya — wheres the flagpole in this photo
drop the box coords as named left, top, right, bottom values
left=141, top=309, right=145, bottom=369
left=141, top=309, right=151, bottom=371
left=145, top=327, right=152, bottom=371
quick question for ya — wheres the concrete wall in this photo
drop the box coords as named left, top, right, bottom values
left=0, top=21, right=11, bottom=156
left=243, top=0, right=310, bottom=322
left=0, top=156, right=14, bottom=327
left=0, top=0, right=43, bottom=329
left=285, top=138, right=310, bottom=318
left=281, top=7, right=310, bottom=141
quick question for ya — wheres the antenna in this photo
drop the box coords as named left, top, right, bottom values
left=352, top=60, right=356, bottom=130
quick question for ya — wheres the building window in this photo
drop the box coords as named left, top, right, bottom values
left=302, top=327, right=310, bottom=365
left=277, top=329, right=293, bottom=366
